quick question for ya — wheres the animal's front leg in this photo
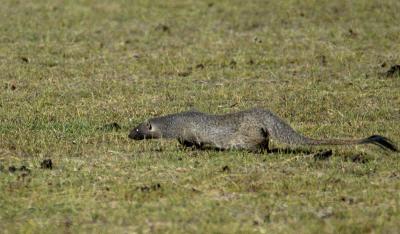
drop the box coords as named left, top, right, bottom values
left=257, top=139, right=270, bottom=153
left=260, top=128, right=271, bottom=153
left=178, top=139, right=203, bottom=149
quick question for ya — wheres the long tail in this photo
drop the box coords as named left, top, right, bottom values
left=306, top=135, right=398, bottom=152
left=262, top=110, right=398, bottom=152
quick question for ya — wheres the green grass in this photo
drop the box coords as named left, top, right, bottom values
left=1, top=0, right=400, bottom=233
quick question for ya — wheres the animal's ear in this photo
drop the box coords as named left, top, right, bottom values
left=261, top=128, right=270, bottom=138
left=146, top=122, right=152, bottom=130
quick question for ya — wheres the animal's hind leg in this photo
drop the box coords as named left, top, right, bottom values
left=260, top=128, right=271, bottom=153
left=247, top=139, right=269, bottom=154
left=248, top=128, right=270, bottom=154
left=259, top=139, right=270, bottom=153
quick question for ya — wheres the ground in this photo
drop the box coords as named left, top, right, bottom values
left=0, top=0, right=400, bottom=233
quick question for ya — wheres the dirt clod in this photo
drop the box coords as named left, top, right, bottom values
left=385, top=64, right=400, bottom=77
left=195, top=64, right=205, bottom=69
left=5, top=83, right=17, bottom=90
left=340, top=196, right=355, bottom=204
left=349, top=154, right=369, bottom=164
left=139, top=183, right=161, bottom=192
left=178, top=71, right=191, bottom=77
left=253, top=37, right=262, bottom=43
left=19, top=165, right=30, bottom=172
left=8, top=166, right=17, bottom=173
left=41, top=159, right=53, bottom=169
left=20, top=57, right=29, bottom=63
left=348, top=28, right=358, bottom=37
left=229, top=60, right=237, bottom=68
left=318, top=55, right=327, bottom=66
left=313, top=150, right=333, bottom=160
left=156, top=24, right=170, bottom=32
left=98, top=122, right=121, bottom=131
left=8, top=165, right=30, bottom=173
left=389, top=172, right=398, bottom=178
left=222, top=165, right=231, bottom=173
left=316, top=207, right=334, bottom=219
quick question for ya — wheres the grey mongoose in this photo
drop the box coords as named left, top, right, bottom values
left=128, top=108, right=398, bottom=152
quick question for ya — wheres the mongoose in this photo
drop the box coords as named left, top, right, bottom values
left=128, top=108, right=398, bottom=152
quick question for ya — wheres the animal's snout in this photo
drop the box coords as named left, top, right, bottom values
left=128, top=129, right=144, bottom=140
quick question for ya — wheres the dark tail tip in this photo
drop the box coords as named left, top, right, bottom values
left=362, top=135, right=398, bottom=152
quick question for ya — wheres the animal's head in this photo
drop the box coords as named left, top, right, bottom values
left=128, top=120, right=162, bottom=140
left=129, top=111, right=198, bottom=140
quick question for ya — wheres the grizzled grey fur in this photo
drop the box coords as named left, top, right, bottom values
left=129, top=108, right=397, bottom=152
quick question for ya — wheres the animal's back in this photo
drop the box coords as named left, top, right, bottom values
left=182, top=108, right=311, bottom=149
left=187, top=109, right=270, bottom=150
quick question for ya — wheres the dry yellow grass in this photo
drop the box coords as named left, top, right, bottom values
left=1, top=0, right=399, bottom=233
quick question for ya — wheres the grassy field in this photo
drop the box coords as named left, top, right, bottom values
left=1, top=0, right=400, bottom=233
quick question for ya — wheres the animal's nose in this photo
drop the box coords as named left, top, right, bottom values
left=128, top=131, right=136, bottom=139
left=128, top=129, right=143, bottom=140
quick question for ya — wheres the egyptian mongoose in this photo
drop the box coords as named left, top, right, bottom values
left=128, top=108, right=398, bottom=152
